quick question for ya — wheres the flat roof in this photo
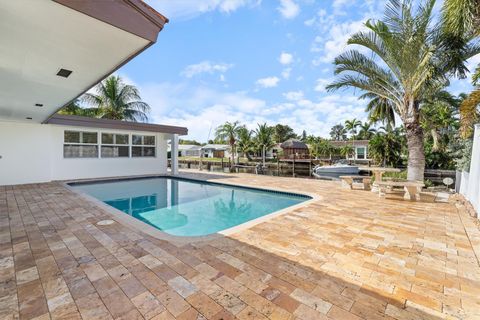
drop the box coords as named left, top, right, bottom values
left=47, top=114, right=188, bottom=135
left=0, top=1, right=168, bottom=123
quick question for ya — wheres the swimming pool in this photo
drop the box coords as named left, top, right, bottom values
left=70, top=177, right=310, bottom=237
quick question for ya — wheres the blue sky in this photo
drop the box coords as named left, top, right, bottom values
left=118, top=0, right=477, bottom=141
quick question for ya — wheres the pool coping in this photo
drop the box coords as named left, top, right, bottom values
left=62, top=173, right=322, bottom=245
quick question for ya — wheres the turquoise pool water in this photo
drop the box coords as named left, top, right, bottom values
left=71, top=177, right=309, bottom=236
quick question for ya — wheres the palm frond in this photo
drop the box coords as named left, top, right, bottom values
left=459, top=88, right=480, bottom=138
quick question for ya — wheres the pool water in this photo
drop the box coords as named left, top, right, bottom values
left=71, top=177, right=309, bottom=236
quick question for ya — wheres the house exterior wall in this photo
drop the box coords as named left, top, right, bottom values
left=350, top=145, right=369, bottom=161
left=459, top=124, right=480, bottom=218
left=180, top=150, right=201, bottom=157
left=0, top=121, right=169, bottom=186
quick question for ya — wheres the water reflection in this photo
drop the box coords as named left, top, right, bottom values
left=213, top=189, right=252, bottom=222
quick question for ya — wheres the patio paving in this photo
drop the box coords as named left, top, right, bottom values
left=1, top=171, right=480, bottom=320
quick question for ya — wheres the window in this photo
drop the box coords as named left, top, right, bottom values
left=101, top=133, right=129, bottom=158
left=356, top=147, right=366, bottom=160
left=132, top=135, right=156, bottom=157
left=64, top=131, right=98, bottom=158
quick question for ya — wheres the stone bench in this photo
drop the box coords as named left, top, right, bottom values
left=377, top=181, right=425, bottom=201
left=339, top=175, right=372, bottom=191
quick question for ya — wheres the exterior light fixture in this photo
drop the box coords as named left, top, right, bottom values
left=56, top=68, right=73, bottom=78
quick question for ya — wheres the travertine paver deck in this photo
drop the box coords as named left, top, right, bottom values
left=1, top=171, right=480, bottom=320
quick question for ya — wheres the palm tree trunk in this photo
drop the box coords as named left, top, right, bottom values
left=262, top=145, right=266, bottom=167
left=405, top=119, right=425, bottom=182
left=431, top=129, right=441, bottom=152
left=230, top=144, right=235, bottom=172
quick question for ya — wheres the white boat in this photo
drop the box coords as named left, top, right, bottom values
left=313, top=162, right=359, bottom=179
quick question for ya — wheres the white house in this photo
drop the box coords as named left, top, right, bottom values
left=201, top=144, right=231, bottom=158
left=179, top=145, right=202, bottom=157
left=331, top=140, right=370, bottom=161
left=0, top=0, right=186, bottom=186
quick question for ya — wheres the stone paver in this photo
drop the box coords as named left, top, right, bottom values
left=0, top=171, right=479, bottom=319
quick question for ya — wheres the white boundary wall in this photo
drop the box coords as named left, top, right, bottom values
left=459, top=124, right=480, bottom=218
left=0, top=120, right=170, bottom=186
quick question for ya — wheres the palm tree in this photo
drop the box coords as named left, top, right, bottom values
left=273, top=124, right=297, bottom=143
left=344, top=119, right=361, bottom=162
left=82, top=76, right=150, bottom=122
left=215, top=121, right=241, bottom=167
left=441, top=0, right=480, bottom=138
left=441, top=0, right=479, bottom=78
left=369, top=126, right=406, bottom=167
left=365, top=95, right=396, bottom=127
left=254, top=123, right=275, bottom=166
left=344, top=119, right=361, bottom=140
left=58, top=99, right=100, bottom=117
left=236, top=126, right=254, bottom=161
left=327, top=0, right=458, bottom=181
left=340, top=144, right=355, bottom=159
left=420, top=91, right=459, bottom=151
left=459, top=90, right=480, bottom=137
left=358, top=122, right=376, bottom=140
left=329, top=124, right=347, bottom=141
left=315, top=139, right=336, bottom=159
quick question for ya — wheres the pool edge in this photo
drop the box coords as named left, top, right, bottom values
left=62, top=173, right=321, bottom=245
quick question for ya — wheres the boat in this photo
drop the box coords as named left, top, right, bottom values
left=312, top=161, right=359, bottom=179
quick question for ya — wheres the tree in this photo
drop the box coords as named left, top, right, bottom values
left=313, top=139, right=337, bottom=159
left=329, top=124, right=347, bottom=140
left=441, top=0, right=479, bottom=78
left=358, top=122, right=376, bottom=140
left=236, top=126, right=254, bottom=161
left=300, top=130, right=307, bottom=142
left=82, top=76, right=150, bottom=122
left=365, top=95, right=396, bottom=127
left=369, top=126, right=406, bottom=167
left=459, top=90, right=480, bottom=137
left=327, top=0, right=467, bottom=181
left=340, top=144, right=355, bottom=159
left=254, top=123, right=275, bottom=166
left=58, top=99, right=100, bottom=117
left=344, top=119, right=361, bottom=162
left=344, top=119, right=361, bottom=139
left=215, top=121, right=241, bottom=167
left=441, top=0, right=480, bottom=138
left=420, top=91, right=459, bottom=151
left=179, top=139, right=202, bottom=146
left=273, top=124, right=297, bottom=143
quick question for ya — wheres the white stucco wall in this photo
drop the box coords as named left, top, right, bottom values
left=459, top=124, right=480, bottom=218
left=0, top=120, right=169, bottom=186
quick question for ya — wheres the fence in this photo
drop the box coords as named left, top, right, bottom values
left=458, top=124, right=480, bottom=218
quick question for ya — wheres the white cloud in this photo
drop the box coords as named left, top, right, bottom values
left=332, top=0, right=351, bottom=15
left=120, top=74, right=369, bottom=141
left=312, top=19, right=366, bottom=64
left=283, top=91, right=304, bottom=101
left=314, top=78, right=332, bottom=92
left=279, top=52, right=294, bottom=65
left=277, top=0, right=300, bottom=19
left=256, top=76, right=280, bottom=88
left=181, top=61, right=233, bottom=78
left=281, top=67, right=292, bottom=79
left=146, top=0, right=261, bottom=20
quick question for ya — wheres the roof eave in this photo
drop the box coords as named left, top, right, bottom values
left=46, top=114, right=188, bottom=136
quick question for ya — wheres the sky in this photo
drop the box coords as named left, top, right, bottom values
left=117, top=0, right=478, bottom=142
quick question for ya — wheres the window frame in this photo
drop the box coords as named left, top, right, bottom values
left=356, top=146, right=366, bottom=160
left=63, top=130, right=99, bottom=158
left=63, top=130, right=157, bottom=159
left=132, top=134, right=156, bottom=158
left=100, top=133, right=130, bottom=158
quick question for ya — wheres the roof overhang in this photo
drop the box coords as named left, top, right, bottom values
left=47, top=114, right=188, bottom=135
left=0, top=0, right=167, bottom=123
